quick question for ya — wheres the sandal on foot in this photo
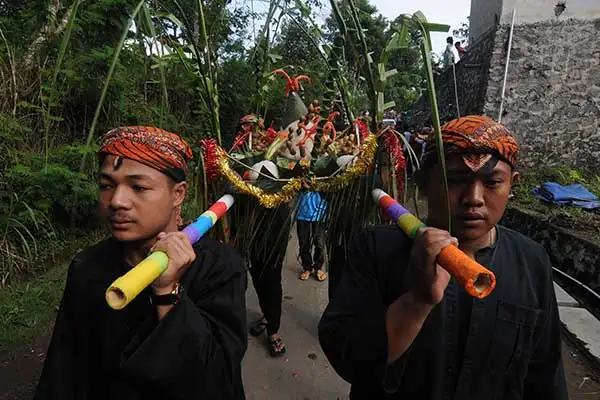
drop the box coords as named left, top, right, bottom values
left=315, top=270, right=328, bottom=282
left=249, top=319, right=268, bottom=337
left=268, top=337, right=286, bottom=357
left=299, top=269, right=313, bottom=280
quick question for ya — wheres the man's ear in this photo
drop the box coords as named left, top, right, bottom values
left=172, top=181, right=187, bottom=207
left=511, top=171, right=521, bottom=185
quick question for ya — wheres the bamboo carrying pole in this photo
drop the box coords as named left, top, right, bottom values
left=105, top=195, right=234, bottom=310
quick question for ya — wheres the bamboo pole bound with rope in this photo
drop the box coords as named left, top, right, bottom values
left=498, top=8, right=516, bottom=123
left=452, top=62, right=461, bottom=117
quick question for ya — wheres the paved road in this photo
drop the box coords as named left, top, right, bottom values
left=242, top=233, right=348, bottom=399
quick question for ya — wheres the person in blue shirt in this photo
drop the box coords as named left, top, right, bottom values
left=296, top=186, right=328, bottom=281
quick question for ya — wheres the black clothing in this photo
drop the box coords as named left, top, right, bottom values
left=297, top=221, right=325, bottom=271
left=327, top=239, right=348, bottom=300
left=246, top=203, right=291, bottom=336
left=322, top=172, right=386, bottom=301
left=248, top=251, right=285, bottom=336
left=319, top=225, right=568, bottom=400
left=34, top=236, right=248, bottom=400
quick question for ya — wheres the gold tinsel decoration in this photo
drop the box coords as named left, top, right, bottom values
left=215, top=133, right=378, bottom=207
left=216, top=147, right=302, bottom=208
left=309, top=134, right=378, bottom=192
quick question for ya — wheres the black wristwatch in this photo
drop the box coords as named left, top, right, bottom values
left=150, top=282, right=183, bottom=306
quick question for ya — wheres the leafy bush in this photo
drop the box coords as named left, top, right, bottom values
left=5, top=150, right=98, bottom=229
left=0, top=144, right=103, bottom=283
left=0, top=183, right=54, bottom=283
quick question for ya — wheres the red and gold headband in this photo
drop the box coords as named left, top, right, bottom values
left=100, top=126, right=193, bottom=182
left=423, top=116, right=520, bottom=171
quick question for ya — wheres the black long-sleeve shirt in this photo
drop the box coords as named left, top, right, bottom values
left=319, top=224, right=568, bottom=400
left=34, top=235, right=247, bottom=400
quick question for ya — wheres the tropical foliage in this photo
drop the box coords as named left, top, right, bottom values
left=0, top=0, right=449, bottom=283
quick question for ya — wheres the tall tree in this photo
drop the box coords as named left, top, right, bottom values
left=325, top=0, right=387, bottom=81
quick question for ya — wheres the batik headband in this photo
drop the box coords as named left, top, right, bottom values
left=99, top=126, right=193, bottom=182
left=423, top=115, right=519, bottom=171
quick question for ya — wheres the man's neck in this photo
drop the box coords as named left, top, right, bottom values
left=123, top=239, right=155, bottom=267
left=458, top=227, right=497, bottom=258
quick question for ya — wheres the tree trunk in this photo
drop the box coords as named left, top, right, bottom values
left=23, top=0, right=77, bottom=68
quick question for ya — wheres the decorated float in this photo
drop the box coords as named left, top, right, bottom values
left=200, top=68, right=409, bottom=211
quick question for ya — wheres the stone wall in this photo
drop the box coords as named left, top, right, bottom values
left=409, top=27, right=497, bottom=127
left=483, top=18, right=600, bottom=171
left=500, top=0, right=600, bottom=24
left=501, top=206, right=600, bottom=295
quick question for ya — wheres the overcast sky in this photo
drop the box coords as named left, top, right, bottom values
left=370, top=0, right=472, bottom=53
left=233, top=0, right=472, bottom=54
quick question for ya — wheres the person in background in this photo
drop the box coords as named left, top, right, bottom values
left=403, top=129, right=413, bottom=151
left=34, top=126, right=247, bottom=400
left=443, top=36, right=456, bottom=69
left=455, top=41, right=467, bottom=59
left=409, top=126, right=431, bottom=164
left=296, top=183, right=328, bottom=281
left=245, top=201, right=291, bottom=358
left=319, top=116, right=567, bottom=399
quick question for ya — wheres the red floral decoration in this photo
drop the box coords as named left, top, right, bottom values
left=382, top=131, right=407, bottom=198
left=355, top=118, right=370, bottom=140
left=272, top=69, right=312, bottom=96
left=229, top=131, right=249, bottom=152
left=200, top=138, right=221, bottom=182
left=297, top=115, right=322, bottom=146
left=265, top=125, right=279, bottom=141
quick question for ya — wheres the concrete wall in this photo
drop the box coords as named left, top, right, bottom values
left=409, top=28, right=497, bottom=127
left=470, top=0, right=504, bottom=41
left=501, top=0, right=600, bottom=24
left=483, top=18, right=600, bottom=171
left=501, top=206, right=600, bottom=296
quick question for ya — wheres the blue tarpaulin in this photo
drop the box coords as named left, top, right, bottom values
left=532, top=182, right=600, bottom=210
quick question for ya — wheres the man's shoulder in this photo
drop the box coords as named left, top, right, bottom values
left=498, top=225, right=553, bottom=279
left=361, top=223, right=409, bottom=240
left=64, top=237, right=119, bottom=292
left=70, top=237, right=117, bottom=271
left=192, top=236, right=246, bottom=277
left=73, top=236, right=115, bottom=257
left=498, top=225, right=548, bottom=258
left=351, top=224, right=412, bottom=263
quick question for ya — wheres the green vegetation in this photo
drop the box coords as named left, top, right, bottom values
left=0, top=228, right=106, bottom=352
left=0, top=263, right=68, bottom=352
left=1, top=0, right=444, bottom=285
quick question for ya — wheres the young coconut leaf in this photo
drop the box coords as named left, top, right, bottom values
left=410, top=12, right=452, bottom=230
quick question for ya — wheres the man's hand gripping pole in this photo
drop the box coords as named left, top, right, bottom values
left=372, top=189, right=496, bottom=298
left=105, top=194, right=234, bottom=310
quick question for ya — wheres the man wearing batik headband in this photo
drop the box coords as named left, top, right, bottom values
left=319, top=116, right=568, bottom=399
left=35, top=126, right=247, bottom=400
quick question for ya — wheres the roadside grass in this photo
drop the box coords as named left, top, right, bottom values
left=0, top=229, right=106, bottom=354
left=0, top=263, right=68, bottom=353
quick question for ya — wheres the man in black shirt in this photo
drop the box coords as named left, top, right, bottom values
left=319, top=116, right=568, bottom=399
left=34, top=126, right=247, bottom=399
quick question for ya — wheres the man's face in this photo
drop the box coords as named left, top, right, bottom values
left=422, top=154, right=519, bottom=241
left=98, top=155, right=186, bottom=242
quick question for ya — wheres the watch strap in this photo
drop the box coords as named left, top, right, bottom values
left=150, top=283, right=182, bottom=306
